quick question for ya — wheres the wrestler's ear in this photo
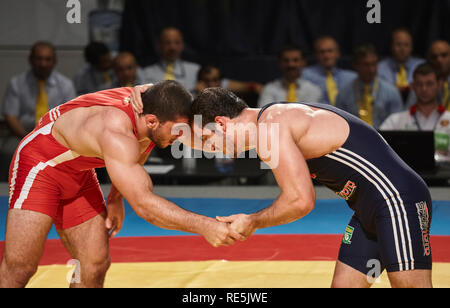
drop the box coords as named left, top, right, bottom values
left=144, top=114, right=160, bottom=129
left=214, top=116, right=229, bottom=132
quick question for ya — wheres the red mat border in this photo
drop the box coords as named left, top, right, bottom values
left=1, top=234, right=449, bottom=265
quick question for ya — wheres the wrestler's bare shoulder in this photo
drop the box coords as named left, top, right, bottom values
left=257, top=103, right=350, bottom=159
left=257, top=104, right=314, bottom=139
left=258, top=104, right=314, bottom=123
left=52, top=105, right=135, bottom=157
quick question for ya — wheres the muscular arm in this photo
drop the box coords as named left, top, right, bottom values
left=100, top=129, right=222, bottom=236
left=107, top=148, right=152, bottom=202
left=251, top=117, right=316, bottom=229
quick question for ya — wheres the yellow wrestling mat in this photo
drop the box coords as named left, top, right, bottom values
left=27, top=261, right=450, bottom=288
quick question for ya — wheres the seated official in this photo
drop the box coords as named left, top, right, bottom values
left=73, top=41, right=114, bottom=95
left=195, top=65, right=263, bottom=98
left=380, top=63, right=450, bottom=162
left=336, top=44, right=403, bottom=129
left=112, top=52, right=146, bottom=87
left=406, top=40, right=450, bottom=109
left=302, top=36, right=357, bottom=106
left=2, top=41, right=76, bottom=140
left=378, top=28, right=424, bottom=105
left=1, top=41, right=76, bottom=179
left=258, top=45, right=322, bottom=107
left=144, top=27, right=200, bottom=93
left=428, top=40, right=450, bottom=110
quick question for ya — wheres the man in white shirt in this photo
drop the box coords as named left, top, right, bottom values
left=380, top=63, right=450, bottom=162
left=258, top=45, right=322, bottom=107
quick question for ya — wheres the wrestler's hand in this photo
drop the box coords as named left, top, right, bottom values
left=125, top=84, right=153, bottom=114
left=105, top=198, right=125, bottom=238
left=216, top=214, right=256, bottom=240
left=202, top=220, right=246, bottom=248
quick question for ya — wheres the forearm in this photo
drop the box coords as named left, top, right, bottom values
left=107, top=184, right=122, bottom=203
left=135, top=193, right=216, bottom=235
left=250, top=194, right=313, bottom=230
left=107, top=152, right=151, bottom=202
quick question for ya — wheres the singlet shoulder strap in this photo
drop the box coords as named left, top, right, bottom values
left=257, top=102, right=285, bottom=121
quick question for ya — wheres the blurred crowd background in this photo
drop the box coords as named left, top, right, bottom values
left=0, top=0, right=449, bottom=184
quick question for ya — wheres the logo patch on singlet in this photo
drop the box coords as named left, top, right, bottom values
left=416, top=201, right=431, bottom=257
left=336, top=181, right=357, bottom=200
left=343, top=225, right=355, bottom=245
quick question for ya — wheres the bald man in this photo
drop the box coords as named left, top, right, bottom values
left=143, top=27, right=200, bottom=93
left=378, top=29, right=424, bottom=103
left=428, top=40, right=450, bottom=110
left=113, top=52, right=146, bottom=88
left=302, top=36, right=357, bottom=106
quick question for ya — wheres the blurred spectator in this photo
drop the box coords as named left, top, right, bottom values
left=258, top=45, right=322, bottom=107
left=428, top=40, right=450, bottom=110
left=378, top=28, right=424, bottom=104
left=1, top=41, right=76, bottom=179
left=112, top=52, right=146, bottom=87
left=302, top=36, right=357, bottom=106
left=195, top=65, right=263, bottom=97
left=336, top=44, right=403, bottom=129
left=380, top=63, right=450, bottom=162
left=144, top=27, right=200, bottom=93
left=73, top=41, right=114, bottom=95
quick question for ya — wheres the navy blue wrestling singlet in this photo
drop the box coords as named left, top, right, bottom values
left=257, top=102, right=432, bottom=275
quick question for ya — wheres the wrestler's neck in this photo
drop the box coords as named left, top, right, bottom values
left=229, top=108, right=260, bottom=151
left=134, top=112, right=152, bottom=142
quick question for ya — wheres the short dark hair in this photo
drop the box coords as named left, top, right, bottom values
left=413, top=63, right=439, bottom=80
left=141, top=81, right=193, bottom=123
left=30, top=41, right=56, bottom=58
left=391, top=27, right=412, bottom=42
left=84, top=42, right=110, bottom=65
left=197, top=64, right=221, bottom=81
left=353, top=44, right=378, bottom=63
left=192, top=88, right=249, bottom=127
left=314, top=35, right=339, bottom=51
left=279, top=44, right=303, bottom=59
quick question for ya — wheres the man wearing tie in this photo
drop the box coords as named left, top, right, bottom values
left=1, top=41, right=76, bottom=180
left=302, top=36, right=357, bottom=106
left=380, top=63, right=450, bottom=163
left=335, top=44, right=403, bottom=129
left=258, top=45, right=322, bottom=107
left=378, top=28, right=424, bottom=104
left=428, top=40, right=450, bottom=111
left=112, top=52, right=146, bottom=88
left=144, top=27, right=200, bottom=93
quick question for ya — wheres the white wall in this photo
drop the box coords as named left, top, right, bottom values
left=0, top=0, right=124, bottom=112
left=0, top=0, right=97, bottom=47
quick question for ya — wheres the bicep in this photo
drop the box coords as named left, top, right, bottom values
left=259, top=123, right=315, bottom=203
left=101, top=133, right=153, bottom=207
